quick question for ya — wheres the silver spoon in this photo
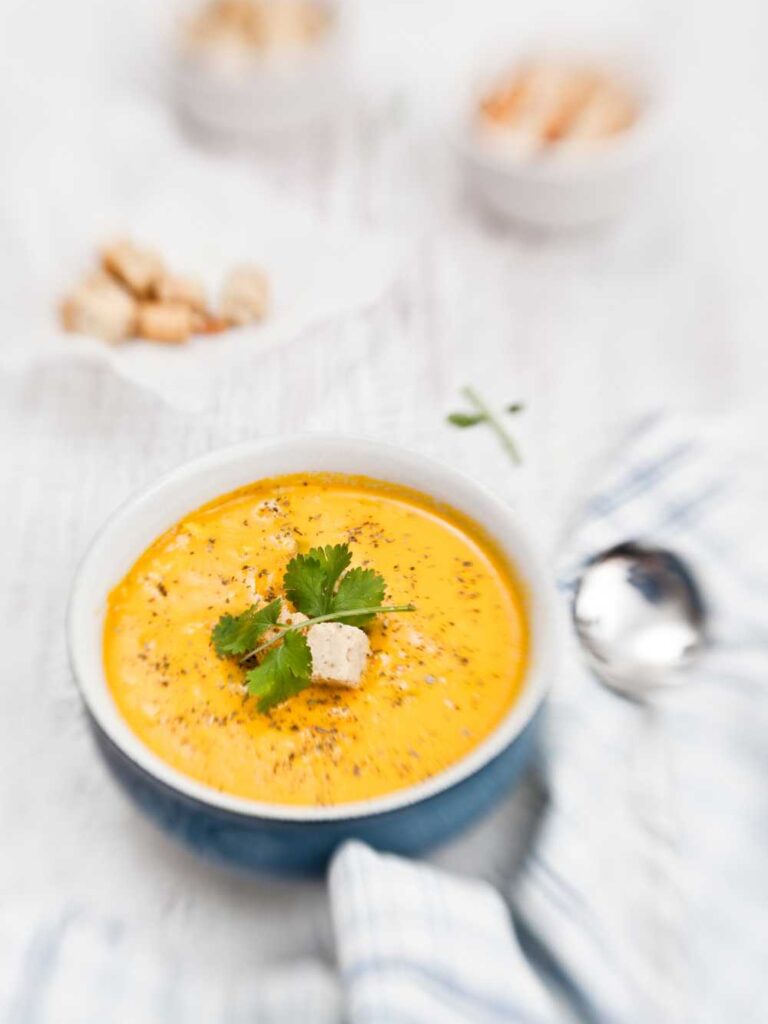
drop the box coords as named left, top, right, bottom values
left=573, top=541, right=706, bottom=698
left=572, top=542, right=707, bottom=1021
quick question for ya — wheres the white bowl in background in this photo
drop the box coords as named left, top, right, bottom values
left=172, top=0, right=345, bottom=139
left=456, top=45, right=669, bottom=230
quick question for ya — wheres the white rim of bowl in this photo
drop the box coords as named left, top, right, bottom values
left=456, top=110, right=664, bottom=181
left=68, top=435, right=558, bottom=823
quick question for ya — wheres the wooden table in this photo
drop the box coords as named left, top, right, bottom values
left=1, top=0, right=766, bottom=980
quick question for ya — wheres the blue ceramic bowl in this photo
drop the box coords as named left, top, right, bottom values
left=68, top=436, right=557, bottom=875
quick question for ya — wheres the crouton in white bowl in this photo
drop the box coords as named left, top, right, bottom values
left=456, top=42, right=670, bottom=229
left=172, top=0, right=345, bottom=139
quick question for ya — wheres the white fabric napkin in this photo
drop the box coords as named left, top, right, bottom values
left=3, top=413, right=766, bottom=1023
left=0, top=102, right=401, bottom=412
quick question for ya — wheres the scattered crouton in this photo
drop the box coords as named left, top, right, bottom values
left=192, top=311, right=230, bottom=335
left=184, top=0, right=331, bottom=55
left=102, top=239, right=165, bottom=298
left=259, top=606, right=307, bottom=649
left=60, top=273, right=136, bottom=344
left=478, top=60, right=636, bottom=154
left=280, top=608, right=309, bottom=627
left=137, top=302, right=195, bottom=343
left=307, top=623, right=370, bottom=688
left=154, top=273, right=207, bottom=312
left=220, top=265, right=270, bottom=325
left=60, top=240, right=270, bottom=345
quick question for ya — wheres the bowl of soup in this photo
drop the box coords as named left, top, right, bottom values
left=68, top=436, right=557, bottom=874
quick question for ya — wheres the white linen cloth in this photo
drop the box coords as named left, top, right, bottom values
left=0, top=100, right=401, bottom=413
left=2, top=413, right=766, bottom=1023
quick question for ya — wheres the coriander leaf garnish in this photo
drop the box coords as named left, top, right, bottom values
left=284, top=543, right=352, bottom=618
left=310, top=543, right=353, bottom=592
left=245, top=631, right=312, bottom=712
left=447, top=386, right=524, bottom=465
left=330, top=567, right=386, bottom=625
left=211, top=597, right=282, bottom=657
left=211, top=541, right=414, bottom=713
left=447, top=412, right=486, bottom=427
left=284, top=543, right=387, bottom=623
left=239, top=603, right=416, bottom=663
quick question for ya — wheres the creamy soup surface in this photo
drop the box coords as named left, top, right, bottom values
left=104, top=474, right=529, bottom=805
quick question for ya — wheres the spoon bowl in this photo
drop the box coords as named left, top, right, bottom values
left=573, top=542, right=706, bottom=699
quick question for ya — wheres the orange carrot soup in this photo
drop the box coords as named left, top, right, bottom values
left=103, top=474, right=529, bottom=805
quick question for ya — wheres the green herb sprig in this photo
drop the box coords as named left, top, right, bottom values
left=211, top=543, right=414, bottom=712
left=447, top=386, right=524, bottom=464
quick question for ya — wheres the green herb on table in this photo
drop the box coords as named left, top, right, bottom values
left=211, top=543, right=414, bottom=712
left=447, top=387, right=524, bottom=465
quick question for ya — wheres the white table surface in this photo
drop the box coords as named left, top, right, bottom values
left=2, top=0, right=767, bottom=982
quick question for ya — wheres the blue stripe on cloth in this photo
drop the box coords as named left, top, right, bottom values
left=525, top=856, right=608, bottom=944
left=584, top=442, right=695, bottom=519
left=650, top=482, right=728, bottom=534
left=513, top=914, right=620, bottom=1024
left=560, top=479, right=729, bottom=589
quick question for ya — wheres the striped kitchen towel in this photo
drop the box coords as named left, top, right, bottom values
left=3, top=414, right=766, bottom=1023
left=327, top=414, right=768, bottom=1024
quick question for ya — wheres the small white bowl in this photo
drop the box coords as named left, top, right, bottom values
left=456, top=46, right=668, bottom=229
left=172, top=0, right=344, bottom=138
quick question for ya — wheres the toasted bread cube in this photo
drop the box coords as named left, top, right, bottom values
left=261, top=606, right=308, bottom=648
left=219, top=265, right=269, bottom=325
left=60, top=273, right=136, bottom=343
left=280, top=608, right=308, bottom=627
left=561, top=83, right=635, bottom=145
left=192, top=311, right=230, bottom=335
left=83, top=269, right=121, bottom=291
left=307, top=623, right=370, bottom=688
left=137, top=302, right=194, bottom=343
left=268, top=0, right=325, bottom=47
left=154, top=273, right=207, bottom=313
left=102, top=239, right=165, bottom=298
